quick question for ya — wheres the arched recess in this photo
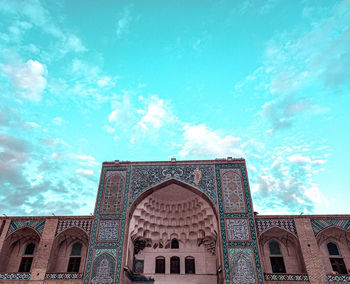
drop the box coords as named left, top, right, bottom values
left=123, top=178, right=222, bottom=284
left=316, top=226, right=350, bottom=274
left=90, top=253, right=115, bottom=284
left=47, top=226, right=89, bottom=273
left=0, top=227, right=41, bottom=272
left=259, top=227, right=306, bottom=274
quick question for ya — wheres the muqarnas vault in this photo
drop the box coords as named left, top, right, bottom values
left=0, top=159, right=349, bottom=284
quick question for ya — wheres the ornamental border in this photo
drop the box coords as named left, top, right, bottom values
left=85, top=166, right=131, bottom=284
left=215, top=163, right=263, bottom=284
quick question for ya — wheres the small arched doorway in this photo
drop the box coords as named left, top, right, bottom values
left=125, top=180, right=221, bottom=284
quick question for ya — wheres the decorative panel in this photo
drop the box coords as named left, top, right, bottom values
left=94, top=248, right=118, bottom=259
left=129, top=165, right=217, bottom=207
left=255, top=219, right=297, bottom=236
left=56, top=219, right=92, bottom=236
left=229, top=247, right=257, bottom=284
left=90, top=253, right=115, bottom=284
left=45, top=273, right=83, bottom=280
left=264, top=273, right=309, bottom=281
left=7, top=220, right=45, bottom=236
left=327, top=274, right=350, bottom=282
left=0, top=273, right=31, bottom=280
left=96, top=219, right=121, bottom=242
left=226, top=218, right=250, bottom=241
left=311, top=219, right=350, bottom=236
left=100, top=170, right=127, bottom=214
left=220, top=168, right=246, bottom=213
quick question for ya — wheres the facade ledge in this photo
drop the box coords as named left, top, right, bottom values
left=327, top=274, right=350, bottom=282
left=264, top=273, right=309, bottom=281
left=0, top=273, right=31, bottom=280
left=44, top=273, right=84, bottom=280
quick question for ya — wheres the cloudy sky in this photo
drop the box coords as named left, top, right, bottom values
left=0, top=0, right=349, bottom=216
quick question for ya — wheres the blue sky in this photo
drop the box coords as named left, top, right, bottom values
left=0, top=0, right=349, bottom=216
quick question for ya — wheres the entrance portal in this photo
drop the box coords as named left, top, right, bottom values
left=126, top=182, right=219, bottom=284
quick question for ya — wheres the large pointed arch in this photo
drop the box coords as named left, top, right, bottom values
left=121, top=178, right=223, bottom=283
left=128, top=178, right=219, bottom=220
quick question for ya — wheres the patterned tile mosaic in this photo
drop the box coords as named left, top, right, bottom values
left=264, top=273, right=309, bottom=281
left=311, top=219, right=350, bottom=235
left=220, top=168, right=246, bottom=213
left=45, top=273, right=83, bottom=280
left=56, top=219, right=92, bottom=236
left=255, top=219, right=297, bottom=236
left=327, top=274, right=350, bottom=282
left=86, top=162, right=263, bottom=284
left=101, top=171, right=127, bottom=214
left=7, top=220, right=45, bottom=236
left=97, top=220, right=121, bottom=242
left=0, top=273, right=31, bottom=280
left=91, top=253, right=115, bottom=284
left=129, top=165, right=217, bottom=207
left=226, top=219, right=250, bottom=241
left=94, top=248, right=118, bottom=259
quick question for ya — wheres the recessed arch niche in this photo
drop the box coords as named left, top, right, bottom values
left=125, top=179, right=221, bottom=284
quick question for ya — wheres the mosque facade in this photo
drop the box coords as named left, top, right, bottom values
left=0, top=159, right=349, bottom=284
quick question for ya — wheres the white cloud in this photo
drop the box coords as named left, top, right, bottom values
left=52, top=117, right=67, bottom=126
left=178, top=123, right=243, bottom=158
left=76, top=168, right=94, bottom=176
left=287, top=154, right=311, bottom=163
left=137, top=96, right=173, bottom=130
left=2, top=60, right=47, bottom=101
left=116, top=8, right=132, bottom=38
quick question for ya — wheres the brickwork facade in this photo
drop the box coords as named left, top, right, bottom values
left=0, top=159, right=348, bottom=284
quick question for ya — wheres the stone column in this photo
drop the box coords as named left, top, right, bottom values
left=0, top=219, right=10, bottom=251
left=0, top=218, right=11, bottom=270
left=30, top=218, right=58, bottom=282
left=294, top=218, right=327, bottom=284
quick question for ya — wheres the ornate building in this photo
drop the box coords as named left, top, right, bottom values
left=0, top=159, right=349, bottom=284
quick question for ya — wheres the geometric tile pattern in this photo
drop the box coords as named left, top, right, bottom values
left=229, top=247, right=257, bottom=284
left=327, top=274, right=350, bottom=282
left=129, top=165, right=217, bottom=207
left=56, top=219, right=92, bottom=236
left=7, top=220, right=45, bottom=236
left=311, top=219, right=350, bottom=236
left=45, top=273, right=83, bottom=280
left=220, top=168, right=246, bottom=213
left=101, top=171, right=127, bottom=214
left=255, top=219, right=297, bottom=236
left=97, top=220, right=120, bottom=242
left=95, top=248, right=118, bottom=259
left=264, top=273, right=309, bottom=281
left=0, top=273, right=31, bottom=280
left=226, top=219, right=250, bottom=241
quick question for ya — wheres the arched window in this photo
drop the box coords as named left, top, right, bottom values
left=67, top=242, right=82, bottom=272
left=327, top=242, right=340, bottom=256
left=155, top=256, right=165, bottom=274
left=327, top=242, right=347, bottom=274
left=185, top=256, right=195, bottom=274
left=269, top=241, right=286, bottom=273
left=170, top=256, right=180, bottom=274
left=171, top=239, right=179, bottom=249
left=19, top=243, right=35, bottom=272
